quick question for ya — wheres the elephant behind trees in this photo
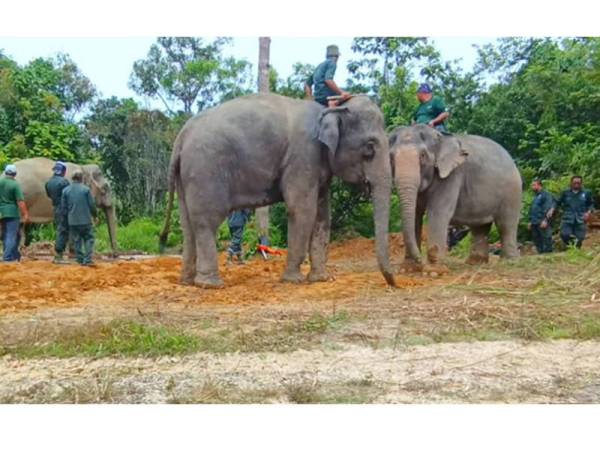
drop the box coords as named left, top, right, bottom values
left=160, top=93, right=395, bottom=288
left=13, top=157, right=119, bottom=256
left=389, top=125, right=522, bottom=271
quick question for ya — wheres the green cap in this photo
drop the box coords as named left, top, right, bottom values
left=326, top=45, right=340, bottom=57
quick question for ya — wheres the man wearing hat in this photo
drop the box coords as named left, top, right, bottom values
left=0, top=164, right=30, bottom=262
left=305, top=45, right=351, bottom=107
left=45, top=161, right=70, bottom=263
left=413, top=83, right=450, bottom=132
left=60, top=169, right=97, bottom=266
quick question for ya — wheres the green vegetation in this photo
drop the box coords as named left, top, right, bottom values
left=0, top=321, right=201, bottom=359
left=0, top=310, right=353, bottom=359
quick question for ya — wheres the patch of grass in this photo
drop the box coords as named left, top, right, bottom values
left=303, top=311, right=350, bottom=333
left=0, top=320, right=201, bottom=359
left=1, top=311, right=353, bottom=359
left=283, top=380, right=382, bottom=404
left=95, top=218, right=172, bottom=254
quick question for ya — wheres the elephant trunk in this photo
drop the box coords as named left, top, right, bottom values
left=371, top=173, right=396, bottom=287
left=104, top=206, right=118, bottom=257
left=393, top=150, right=422, bottom=262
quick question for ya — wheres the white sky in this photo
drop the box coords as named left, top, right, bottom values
left=0, top=37, right=496, bottom=109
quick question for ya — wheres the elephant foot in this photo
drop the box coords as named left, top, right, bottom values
left=180, top=270, right=196, bottom=285
left=501, top=250, right=520, bottom=259
left=422, top=263, right=449, bottom=277
left=466, top=253, right=489, bottom=265
left=399, top=260, right=423, bottom=273
left=427, top=245, right=443, bottom=265
left=281, top=270, right=306, bottom=284
left=307, top=270, right=333, bottom=283
left=193, top=273, right=225, bottom=289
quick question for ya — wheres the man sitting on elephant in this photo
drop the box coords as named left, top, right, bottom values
left=413, top=83, right=450, bottom=133
left=45, top=161, right=70, bottom=263
left=304, top=45, right=352, bottom=107
left=61, top=170, right=97, bottom=266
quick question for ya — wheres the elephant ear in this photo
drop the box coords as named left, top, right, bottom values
left=317, top=107, right=348, bottom=166
left=435, top=136, right=468, bottom=179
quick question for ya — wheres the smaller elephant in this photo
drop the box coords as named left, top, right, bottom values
left=13, top=157, right=118, bottom=256
left=390, top=125, right=522, bottom=271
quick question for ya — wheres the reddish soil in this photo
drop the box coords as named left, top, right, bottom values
left=0, top=234, right=422, bottom=315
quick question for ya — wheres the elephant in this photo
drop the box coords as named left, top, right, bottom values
left=160, top=93, right=395, bottom=288
left=389, top=125, right=522, bottom=271
left=13, top=157, right=118, bottom=256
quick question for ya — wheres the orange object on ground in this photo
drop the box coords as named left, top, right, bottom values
left=257, top=244, right=284, bottom=258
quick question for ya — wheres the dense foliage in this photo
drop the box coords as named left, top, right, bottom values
left=2, top=37, right=599, bottom=249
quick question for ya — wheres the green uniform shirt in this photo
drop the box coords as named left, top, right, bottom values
left=414, top=96, right=448, bottom=126
left=529, top=190, right=555, bottom=225
left=556, top=189, right=594, bottom=224
left=45, top=175, right=70, bottom=208
left=306, top=57, right=338, bottom=103
left=61, top=182, right=97, bottom=226
left=0, top=176, right=25, bottom=219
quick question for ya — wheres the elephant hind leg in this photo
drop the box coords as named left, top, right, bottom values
left=466, top=223, right=491, bottom=264
left=496, top=212, right=520, bottom=259
left=189, top=208, right=227, bottom=289
left=178, top=195, right=196, bottom=285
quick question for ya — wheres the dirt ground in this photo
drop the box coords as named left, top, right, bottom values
left=1, top=233, right=600, bottom=403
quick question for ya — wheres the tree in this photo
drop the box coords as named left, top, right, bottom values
left=129, top=37, right=253, bottom=115
left=85, top=97, right=174, bottom=223
left=0, top=54, right=94, bottom=164
left=270, top=62, right=315, bottom=99
left=256, top=37, right=271, bottom=246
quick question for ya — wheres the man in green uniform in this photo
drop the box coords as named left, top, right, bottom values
left=528, top=179, right=555, bottom=253
left=305, top=45, right=351, bottom=107
left=0, top=164, right=30, bottom=262
left=60, top=170, right=97, bottom=266
left=548, top=176, right=594, bottom=248
left=413, top=83, right=450, bottom=132
left=45, top=161, right=70, bottom=263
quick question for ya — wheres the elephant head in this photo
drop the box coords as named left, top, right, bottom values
left=389, top=124, right=468, bottom=260
left=81, top=164, right=118, bottom=256
left=317, top=96, right=395, bottom=286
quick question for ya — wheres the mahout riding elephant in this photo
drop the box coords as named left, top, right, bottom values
left=160, top=93, right=395, bottom=288
left=389, top=125, right=522, bottom=271
left=13, top=157, right=118, bottom=256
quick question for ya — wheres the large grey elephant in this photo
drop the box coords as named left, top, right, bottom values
left=13, top=157, right=118, bottom=256
left=389, top=125, right=522, bottom=270
left=160, top=93, right=395, bottom=288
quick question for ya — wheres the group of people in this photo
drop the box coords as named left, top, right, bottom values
left=528, top=176, right=594, bottom=253
left=0, top=162, right=97, bottom=265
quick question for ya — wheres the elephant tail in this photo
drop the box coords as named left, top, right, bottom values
left=159, top=133, right=183, bottom=254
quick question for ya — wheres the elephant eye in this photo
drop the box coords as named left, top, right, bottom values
left=363, top=142, right=376, bottom=161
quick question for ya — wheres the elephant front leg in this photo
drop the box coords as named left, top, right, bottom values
left=282, top=188, right=319, bottom=284
left=307, top=188, right=331, bottom=282
left=424, top=193, right=458, bottom=275
left=466, top=223, right=491, bottom=264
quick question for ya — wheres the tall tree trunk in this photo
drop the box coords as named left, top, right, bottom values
left=256, top=37, right=271, bottom=245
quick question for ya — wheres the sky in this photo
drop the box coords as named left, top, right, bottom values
left=0, top=37, right=496, bottom=109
